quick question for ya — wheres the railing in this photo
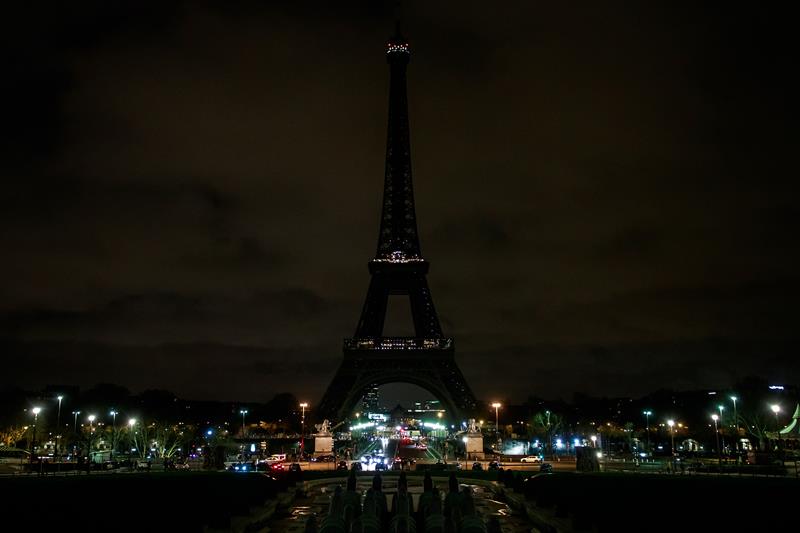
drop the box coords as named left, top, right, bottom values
left=343, top=337, right=453, bottom=351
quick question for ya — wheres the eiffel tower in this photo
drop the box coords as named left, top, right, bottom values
left=317, top=26, right=478, bottom=423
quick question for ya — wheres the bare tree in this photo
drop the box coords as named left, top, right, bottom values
left=130, top=422, right=187, bottom=459
left=0, top=425, right=28, bottom=447
left=739, top=411, right=771, bottom=451
left=530, top=411, right=563, bottom=456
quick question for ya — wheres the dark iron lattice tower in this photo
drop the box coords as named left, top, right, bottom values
left=317, top=28, right=478, bottom=423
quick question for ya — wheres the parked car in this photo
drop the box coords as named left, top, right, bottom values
left=312, top=454, right=336, bottom=463
left=488, top=460, right=501, bottom=470
left=520, top=455, right=542, bottom=463
left=336, top=460, right=349, bottom=471
left=472, top=461, right=484, bottom=471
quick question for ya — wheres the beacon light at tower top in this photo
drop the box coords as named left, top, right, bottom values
left=386, top=43, right=409, bottom=54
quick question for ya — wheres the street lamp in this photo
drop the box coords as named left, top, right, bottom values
left=667, top=419, right=675, bottom=467
left=30, top=407, right=42, bottom=463
left=128, top=419, right=137, bottom=455
left=109, top=410, right=118, bottom=460
left=717, top=405, right=726, bottom=455
left=299, top=403, right=308, bottom=458
left=643, top=411, right=652, bottom=453
left=730, top=396, right=738, bottom=451
left=590, top=435, right=597, bottom=448
left=240, top=409, right=248, bottom=438
left=770, top=404, right=781, bottom=450
left=56, top=395, right=63, bottom=462
left=86, top=414, right=96, bottom=462
left=86, top=415, right=97, bottom=454
left=711, top=414, right=721, bottom=469
left=491, top=402, right=501, bottom=437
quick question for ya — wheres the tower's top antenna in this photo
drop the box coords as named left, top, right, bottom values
left=391, top=0, right=405, bottom=42
left=386, top=0, right=409, bottom=56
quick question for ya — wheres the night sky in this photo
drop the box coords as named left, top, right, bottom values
left=2, top=1, right=797, bottom=404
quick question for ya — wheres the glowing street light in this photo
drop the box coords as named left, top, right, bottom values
left=711, top=414, right=721, bottom=468
left=667, top=419, right=675, bottom=461
left=300, top=403, right=308, bottom=458
left=72, top=411, right=81, bottom=434
left=109, top=410, right=118, bottom=460
left=56, top=395, right=63, bottom=462
left=30, top=407, right=42, bottom=463
left=240, top=409, right=248, bottom=438
left=770, top=404, right=781, bottom=448
left=590, top=435, right=597, bottom=448
left=643, top=410, right=652, bottom=452
left=491, top=402, right=501, bottom=437
left=730, top=396, right=739, bottom=451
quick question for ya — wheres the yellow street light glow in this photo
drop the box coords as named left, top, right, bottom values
left=300, top=403, right=308, bottom=408
left=491, top=402, right=501, bottom=408
left=667, top=420, right=675, bottom=427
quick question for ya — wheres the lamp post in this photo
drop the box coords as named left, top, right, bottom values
left=491, top=402, right=501, bottom=444
left=667, top=420, right=675, bottom=471
left=299, top=403, right=308, bottom=459
left=30, top=407, right=42, bottom=463
left=87, top=414, right=96, bottom=459
left=240, top=409, right=248, bottom=438
left=128, top=419, right=137, bottom=457
left=770, top=404, right=781, bottom=451
left=109, top=410, right=118, bottom=460
left=730, top=396, right=738, bottom=451
left=717, top=405, right=726, bottom=456
left=643, top=411, right=652, bottom=454
left=545, top=410, right=551, bottom=457
left=711, top=414, right=721, bottom=470
left=56, top=395, right=63, bottom=463
left=88, top=414, right=96, bottom=460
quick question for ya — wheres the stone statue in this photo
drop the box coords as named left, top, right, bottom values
left=467, top=419, right=479, bottom=434
left=315, top=419, right=332, bottom=436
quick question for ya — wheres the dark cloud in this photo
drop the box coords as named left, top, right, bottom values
left=1, top=1, right=797, bottom=402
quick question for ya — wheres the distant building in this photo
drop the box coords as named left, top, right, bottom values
left=409, top=399, right=445, bottom=417
left=361, top=385, right=380, bottom=414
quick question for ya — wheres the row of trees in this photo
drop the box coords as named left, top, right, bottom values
left=4, top=419, right=194, bottom=460
left=506, top=403, right=789, bottom=454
